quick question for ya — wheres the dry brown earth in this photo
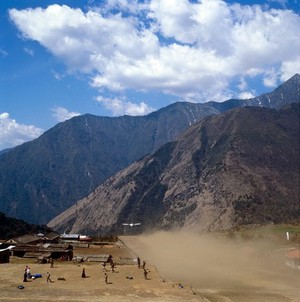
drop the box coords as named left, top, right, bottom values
left=121, top=233, right=300, bottom=302
left=0, top=241, right=201, bottom=302
left=1, top=233, right=300, bottom=302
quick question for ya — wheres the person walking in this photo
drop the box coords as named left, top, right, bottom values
left=104, top=273, right=108, bottom=284
left=102, top=262, right=107, bottom=272
left=46, top=272, right=53, bottom=283
left=143, top=268, right=149, bottom=280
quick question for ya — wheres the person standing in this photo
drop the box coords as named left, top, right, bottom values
left=23, top=266, right=28, bottom=282
left=110, top=261, right=115, bottom=273
left=82, top=268, right=86, bottom=278
left=26, top=267, right=31, bottom=279
left=137, top=257, right=141, bottom=268
left=107, top=255, right=113, bottom=264
left=23, top=271, right=27, bottom=282
left=104, top=273, right=108, bottom=284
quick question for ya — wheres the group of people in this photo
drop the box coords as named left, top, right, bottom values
left=102, top=255, right=150, bottom=284
left=23, top=266, right=43, bottom=282
left=102, top=254, right=116, bottom=284
left=102, top=254, right=116, bottom=273
left=137, top=257, right=150, bottom=280
left=22, top=254, right=150, bottom=284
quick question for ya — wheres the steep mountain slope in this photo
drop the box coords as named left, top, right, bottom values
left=49, top=103, right=300, bottom=234
left=0, top=105, right=219, bottom=224
left=0, top=74, right=299, bottom=224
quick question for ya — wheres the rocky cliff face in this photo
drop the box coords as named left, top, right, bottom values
left=0, top=74, right=299, bottom=224
left=48, top=103, right=300, bottom=234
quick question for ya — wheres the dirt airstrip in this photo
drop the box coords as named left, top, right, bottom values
left=1, top=232, right=299, bottom=302
left=121, top=232, right=300, bottom=302
left=0, top=239, right=201, bottom=302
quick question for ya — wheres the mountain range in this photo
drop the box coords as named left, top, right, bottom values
left=0, top=74, right=299, bottom=226
left=49, top=103, right=300, bottom=234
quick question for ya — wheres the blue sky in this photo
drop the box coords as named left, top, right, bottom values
left=1, top=0, right=299, bottom=150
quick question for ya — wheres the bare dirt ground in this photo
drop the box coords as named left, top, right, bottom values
left=0, top=240, right=201, bottom=302
left=121, top=232, right=300, bottom=302
left=1, top=232, right=299, bottom=302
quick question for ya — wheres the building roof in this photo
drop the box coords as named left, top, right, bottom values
left=60, top=234, right=80, bottom=239
left=24, top=252, right=52, bottom=258
left=5, top=232, right=60, bottom=245
left=42, top=243, right=73, bottom=250
left=6, top=234, right=40, bottom=245
left=44, top=232, right=60, bottom=240
left=12, top=244, right=72, bottom=254
left=0, top=243, right=15, bottom=252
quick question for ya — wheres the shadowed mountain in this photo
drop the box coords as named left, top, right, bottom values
left=0, top=74, right=299, bottom=224
left=48, top=103, right=300, bottom=234
left=0, top=211, right=51, bottom=240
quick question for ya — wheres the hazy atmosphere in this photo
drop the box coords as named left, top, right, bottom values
left=125, top=231, right=300, bottom=300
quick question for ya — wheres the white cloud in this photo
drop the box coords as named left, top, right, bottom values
left=101, top=0, right=143, bottom=14
left=96, top=96, right=155, bottom=116
left=238, top=91, right=255, bottom=99
left=51, top=106, right=81, bottom=122
left=24, top=47, right=34, bottom=56
left=237, top=77, right=248, bottom=91
left=263, top=69, right=280, bottom=87
left=280, top=56, right=300, bottom=81
left=0, top=48, right=8, bottom=57
left=0, top=112, right=44, bottom=150
left=8, top=1, right=300, bottom=104
left=51, top=69, right=65, bottom=80
left=268, top=0, right=288, bottom=8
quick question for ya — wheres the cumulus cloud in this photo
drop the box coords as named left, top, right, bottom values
left=0, top=112, right=44, bottom=150
left=280, top=56, right=300, bottom=81
left=51, top=106, right=81, bottom=122
left=96, top=96, right=155, bottom=116
left=8, top=1, right=300, bottom=104
left=238, top=91, right=256, bottom=99
left=101, top=0, right=143, bottom=14
left=268, top=0, right=289, bottom=8
left=263, top=69, right=280, bottom=87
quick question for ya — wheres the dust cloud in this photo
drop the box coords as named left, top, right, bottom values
left=132, top=231, right=299, bottom=295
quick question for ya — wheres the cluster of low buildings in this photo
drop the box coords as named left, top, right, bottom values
left=0, top=232, right=91, bottom=264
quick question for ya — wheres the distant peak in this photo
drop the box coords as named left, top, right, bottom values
left=277, top=73, right=300, bottom=89
left=287, top=73, right=300, bottom=81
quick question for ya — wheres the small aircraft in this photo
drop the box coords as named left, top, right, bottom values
left=122, top=223, right=141, bottom=227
